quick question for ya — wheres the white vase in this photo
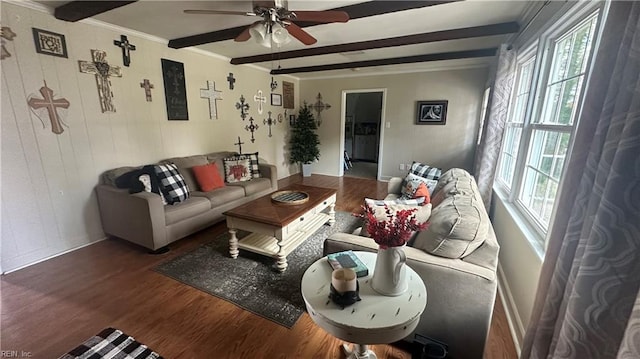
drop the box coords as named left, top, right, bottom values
left=371, top=246, right=407, bottom=296
left=302, top=163, right=312, bottom=177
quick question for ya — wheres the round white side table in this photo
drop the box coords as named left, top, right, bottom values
left=301, top=251, right=427, bottom=359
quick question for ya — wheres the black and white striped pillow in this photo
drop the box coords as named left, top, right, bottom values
left=154, top=163, right=189, bottom=204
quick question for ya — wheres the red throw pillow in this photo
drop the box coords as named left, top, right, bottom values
left=192, top=163, right=225, bottom=192
left=413, top=182, right=431, bottom=205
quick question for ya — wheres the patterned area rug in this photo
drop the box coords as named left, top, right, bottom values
left=59, top=328, right=163, bottom=359
left=154, top=211, right=361, bottom=328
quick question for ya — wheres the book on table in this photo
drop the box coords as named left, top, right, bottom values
left=327, top=250, right=369, bottom=278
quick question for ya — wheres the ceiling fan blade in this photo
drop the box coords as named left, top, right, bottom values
left=286, top=22, right=317, bottom=45
left=184, top=9, right=255, bottom=16
left=291, top=10, right=349, bottom=23
left=234, top=21, right=263, bottom=42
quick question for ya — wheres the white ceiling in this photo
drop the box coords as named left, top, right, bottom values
left=36, top=0, right=532, bottom=79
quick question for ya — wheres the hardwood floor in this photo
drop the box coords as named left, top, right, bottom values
left=1, top=175, right=516, bottom=359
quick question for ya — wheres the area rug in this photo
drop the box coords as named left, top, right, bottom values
left=154, top=211, right=361, bottom=329
left=59, top=327, right=163, bottom=359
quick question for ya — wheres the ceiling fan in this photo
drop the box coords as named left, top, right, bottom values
left=184, top=0, right=350, bottom=47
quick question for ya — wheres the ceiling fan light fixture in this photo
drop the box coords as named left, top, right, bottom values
left=271, top=22, right=291, bottom=45
left=249, top=22, right=269, bottom=45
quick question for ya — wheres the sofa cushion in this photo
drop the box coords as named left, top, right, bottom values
left=413, top=194, right=488, bottom=259
left=154, top=163, right=190, bottom=205
left=227, top=178, right=272, bottom=196
left=192, top=163, right=225, bottom=192
left=223, top=156, right=253, bottom=183
left=162, top=155, right=209, bottom=193
left=431, top=176, right=476, bottom=207
left=164, top=197, right=211, bottom=225
left=433, top=168, right=473, bottom=195
left=191, top=186, right=245, bottom=207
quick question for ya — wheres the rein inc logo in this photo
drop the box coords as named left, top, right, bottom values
left=1, top=351, right=32, bottom=358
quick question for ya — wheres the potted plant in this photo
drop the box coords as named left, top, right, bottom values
left=289, top=103, right=320, bottom=177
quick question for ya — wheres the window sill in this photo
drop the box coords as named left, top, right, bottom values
left=493, top=186, right=545, bottom=261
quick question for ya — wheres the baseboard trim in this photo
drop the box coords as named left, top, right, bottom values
left=2, top=237, right=107, bottom=274
left=497, top=264, right=525, bottom=356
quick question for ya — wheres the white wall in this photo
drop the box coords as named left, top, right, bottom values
left=299, top=68, right=489, bottom=178
left=0, top=2, right=299, bottom=272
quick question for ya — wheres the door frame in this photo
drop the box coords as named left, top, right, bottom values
left=339, top=88, right=387, bottom=179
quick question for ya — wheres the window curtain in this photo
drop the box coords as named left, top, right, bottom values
left=521, top=3, right=640, bottom=358
left=473, top=44, right=517, bottom=210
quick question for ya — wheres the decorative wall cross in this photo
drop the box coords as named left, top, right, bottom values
left=200, top=80, right=222, bottom=120
left=113, top=35, right=136, bottom=67
left=263, top=111, right=276, bottom=137
left=140, top=79, right=154, bottom=102
left=227, top=73, right=236, bottom=90
left=253, top=89, right=267, bottom=114
left=270, top=77, right=277, bottom=92
left=27, top=80, right=70, bottom=135
left=234, top=136, right=244, bottom=154
left=235, top=95, right=249, bottom=121
left=1, top=26, right=16, bottom=60
left=78, top=50, right=122, bottom=113
left=245, top=117, right=259, bottom=143
left=312, top=92, right=332, bottom=126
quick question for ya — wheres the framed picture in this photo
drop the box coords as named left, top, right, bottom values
left=282, top=81, right=294, bottom=109
left=161, top=59, right=189, bottom=120
left=32, top=28, right=68, bottom=58
left=416, top=100, right=448, bottom=125
left=271, top=93, right=282, bottom=106
left=289, top=115, right=296, bottom=126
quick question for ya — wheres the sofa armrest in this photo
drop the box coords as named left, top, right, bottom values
left=259, top=163, right=278, bottom=191
left=95, top=185, right=167, bottom=250
left=388, top=177, right=403, bottom=195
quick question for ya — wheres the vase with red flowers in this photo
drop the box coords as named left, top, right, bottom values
left=356, top=203, right=428, bottom=296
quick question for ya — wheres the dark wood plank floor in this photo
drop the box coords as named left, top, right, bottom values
left=0, top=175, right=516, bottom=359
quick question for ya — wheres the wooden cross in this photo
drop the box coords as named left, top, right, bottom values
left=227, top=73, right=236, bottom=90
left=263, top=111, right=276, bottom=137
left=1, top=26, right=16, bottom=60
left=234, top=136, right=244, bottom=154
left=312, top=92, right=332, bottom=126
left=113, top=35, right=136, bottom=67
left=245, top=117, right=259, bottom=143
left=27, top=80, right=70, bottom=135
left=78, top=50, right=122, bottom=113
left=253, top=89, right=267, bottom=115
left=140, top=79, right=154, bottom=102
left=200, top=80, right=223, bottom=120
left=235, top=94, right=250, bottom=121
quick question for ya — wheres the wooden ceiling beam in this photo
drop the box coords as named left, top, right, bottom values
left=168, top=0, right=459, bottom=49
left=231, top=22, right=518, bottom=65
left=269, top=48, right=497, bottom=75
left=54, top=1, right=137, bottom=22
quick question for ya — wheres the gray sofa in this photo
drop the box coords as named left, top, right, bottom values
left=96, top=151, right=277, bottom=251
left=323, top=168, right=499, bottom=359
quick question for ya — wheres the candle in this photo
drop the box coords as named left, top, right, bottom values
left=331, top=268, right=357, bottom=293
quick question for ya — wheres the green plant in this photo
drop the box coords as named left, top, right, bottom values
left=289, top=103, right=320, bottom=164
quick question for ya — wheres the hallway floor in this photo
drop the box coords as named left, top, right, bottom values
left=344, top=161, right=378, bottom=179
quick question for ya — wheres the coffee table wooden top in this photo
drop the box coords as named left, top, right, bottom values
left=223, top=184, right=337, bottom=227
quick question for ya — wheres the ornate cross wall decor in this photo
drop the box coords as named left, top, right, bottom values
left=245, top=117, right=259, bottom=143
left=235, top=95, right=250, bottom=121
left=277, top=113, right=284, bottom=123
left=140, top=79, right=154, bottom=102
left=263, top=111, right=276, bottom=137
left=113, top=35, right=136, bottom=67
left=227, top=73, right=236, bottom=90
left=79, top=50, right=122, bottom=113
left=200, top=80, right=222, bottom=120
left=312, top=92, right=332, bottom=126
left=234, top=136, right=244, bottom=154
left=27, top=80, right=70, bottom=135
left=253, top=89, right=267, bottom=115
left=1, top=26, right=16, bottom=60
left=270, top=77, right=277, bottom=92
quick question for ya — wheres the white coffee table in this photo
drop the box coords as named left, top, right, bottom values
left=301, top=251, right=427, bottom=359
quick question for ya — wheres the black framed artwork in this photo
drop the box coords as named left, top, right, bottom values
left=161, top=59, right=189, bottom=120
left=271, top=93, right=282, bottom=106
left=416, top=100, right=447, bottom=125
left=32, top=28, right=68, bottom=58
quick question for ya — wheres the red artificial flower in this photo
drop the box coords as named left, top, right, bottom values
left=354, top=204, right=428, bottom=249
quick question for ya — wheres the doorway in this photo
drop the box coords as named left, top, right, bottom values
left=340, top=89, right=385, bottom=180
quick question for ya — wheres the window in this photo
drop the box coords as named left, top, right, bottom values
left=496, top=7, right=602, bottom=242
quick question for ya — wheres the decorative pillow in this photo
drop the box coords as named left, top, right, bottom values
left=413, top=195, right=488, bottom=258
left=401, top=173, right=438, bottom=199
left=223, top=156, right=253, bottom=183
left=192, top=163, right=225, bottom=192
left=409, top=162, right=442, bottom=181
left=364, top=196, right=426, bottom=207
left=154, top=163, right=190, bottom=205
left=139, top=174, right=168, bottom=205
left=360, top=199, right=432, bottom=239
left=413, top=182, right=431, bottom=205
left=243, top=152, right=261, bottom=178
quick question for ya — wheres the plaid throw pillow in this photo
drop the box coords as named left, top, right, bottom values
left=154, top=163, right=189, bottom=204
left=409, top=161, right=442, bottom=181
